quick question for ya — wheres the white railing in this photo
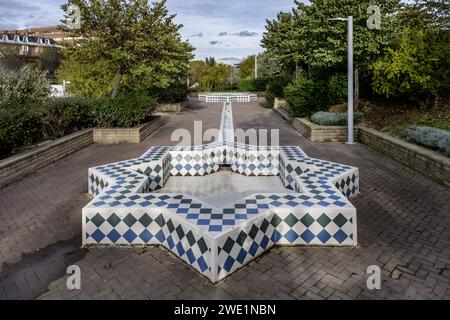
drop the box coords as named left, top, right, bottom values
left=198, top=93, right=257, bottom=103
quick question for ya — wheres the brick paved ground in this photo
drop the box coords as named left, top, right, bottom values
left=0, top=99, right=449, bottom=300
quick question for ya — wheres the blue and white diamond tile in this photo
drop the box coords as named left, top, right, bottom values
left=82, top=100, right=360, bottom=283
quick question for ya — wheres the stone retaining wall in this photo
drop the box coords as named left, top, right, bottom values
left=155, top=101, right=187, bottom=113
left=92, top=116, right=166, bottom=144
left=359, top=127, right=450, bottom=188
left=0, top=129, right=93, bottom=188
left=291, top=118, right=360, bottom=143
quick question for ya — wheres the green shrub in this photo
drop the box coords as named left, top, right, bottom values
left=405, top=126, right=450, bottom=156
left=90, top=94, right=157, bottom=128
left=0, top=107, right=42, bottom=158
left=310, top=111, right=363, bottom=126
left=145, top=83, right=187, bottom=103
left=237, top=77, right=272, bottom=92
left=284, top=74, right=327, bottom=117
left=34, top=97, right=92, bottom=139
left=0, top=65, right=51, bottom=108
left=327, top=74, right=347, bottom=106
left=265, top=75, right=292, bottom=106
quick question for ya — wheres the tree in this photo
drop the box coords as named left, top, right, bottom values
left=39, top=47, right=64, bottom=81
left=0, top=45, right=27, bottom=70
left=56, top=56, right=116, bottom=97
left=188, top=60, right=234, bottom=92
left=261, top=12, right=302, bottom=73
left=61, top=0, right=194, bottom=98
left=263, top=0, right=401, bottom=71
left=239, top=55, right=255, bottom=79
left=370, top=1, right=450, bottom=101
left=239, top=53, right=281, bottom=79
left=262, top=0, right=401, bottom=105
left=205, top=57, right=216, bottom=67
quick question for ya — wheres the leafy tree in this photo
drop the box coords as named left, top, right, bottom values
left=189, top=60, right=233, bottom=92
left=61, top=0, right=194, bottom=98
left=263, top=0, right=400, bottom=71
left=205, top=57, right=216, bottom=67
left=201, top=63, right=234, bottom=92
left=261, top=12, right=301, bottom=73
left=39, top=47, right=64, bottom=81
left=56, top=56, right=116, bottom=97
left=371, top=1, right=450, bottom=101
left=239, top=55, right=255, bottom=79
left=0, top=45, right=27, bottom=70
left=257, top=52, right=281, bottom=77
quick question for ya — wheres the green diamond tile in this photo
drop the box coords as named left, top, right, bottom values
left=271, top=215, right=283, bottom=227
left=123, top=214, right=137, bottom=227
left=176, top=225, right=185, bottom=239
left=91, top=213, right=105, bottom=227
left=300, top=213, right=315, bottom=228
left=317, top=214, right=332, bottom=228
left=284, top=214, right=299, bottom=227
left=155, top=214, right=165, bottom=227
left=138, top=214, right=153, bottom=227
left=107, top=213, right=121, bottom=227
left=223, top=237, right=235, bottom=254
left=186, top=231, right=196, bottom=246
left=197, top=238, right=208, bottom=254
left=236, top=231, right=248, bottom=246
left=333, top=213, right=348, bottom=228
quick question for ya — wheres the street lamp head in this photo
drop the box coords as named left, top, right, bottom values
left=328, top=17, right=348, bottom=21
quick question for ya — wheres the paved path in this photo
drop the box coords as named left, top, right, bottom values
left=0, top=99, right=449, bottom=300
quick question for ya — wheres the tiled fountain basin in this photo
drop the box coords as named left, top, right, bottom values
left=83, top=143, right=359, bottom=283
left=83, top=99, right=359, bottom=283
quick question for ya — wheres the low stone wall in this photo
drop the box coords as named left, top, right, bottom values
left=360, top=127, right=450, bottom=188
left=273, top=98, right=289, bottom=111
left=155, top=100, right=187, bottom=113
left=0, top=129, right=93, bottom=189
left=292, top=118, right=359, bottom=143
left=93, top=116, right=166, bottom=144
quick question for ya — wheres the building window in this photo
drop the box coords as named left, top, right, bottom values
left=20, top=45, right=30, bottom=53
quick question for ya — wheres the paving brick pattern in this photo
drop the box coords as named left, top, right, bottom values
left=1, top=99, right=449, bottom=300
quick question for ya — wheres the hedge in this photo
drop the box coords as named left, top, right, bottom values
left=0, top=93, right=158, bottom=159
left=0, top=107, right=42, bottom=158
left=90, top=94, right=157, bottom=128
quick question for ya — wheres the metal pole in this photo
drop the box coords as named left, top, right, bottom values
left=255, top=55, right=258, bottom=79
left=347, top=16, right=354, bottom=144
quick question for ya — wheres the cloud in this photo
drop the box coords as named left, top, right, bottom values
left=0, top=0, right=298, bottom=59
left=233, top=31, right=258, bottom=37
left=0, top=0, right=40, bottom=11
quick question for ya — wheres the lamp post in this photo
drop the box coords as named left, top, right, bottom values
left=328, top=16, right=354, bottom=145
left=254, top=54, right=258, bottom=79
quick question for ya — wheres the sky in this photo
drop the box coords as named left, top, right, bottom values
left=0, top=0, right=298, bottom=63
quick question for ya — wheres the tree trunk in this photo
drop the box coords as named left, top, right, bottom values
left=111, top=70, right=124, bottom=98
left=354, top=67, right=359, bottom=110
